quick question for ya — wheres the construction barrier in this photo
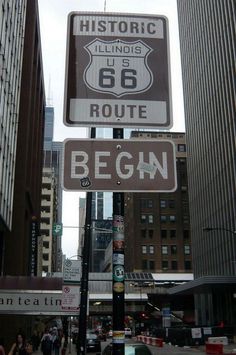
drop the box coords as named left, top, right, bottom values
left=208, top=336, right=228, bottom=345
left=205, top=342, right=223, bottom=354
left=136, top=335, right=163, bottom=347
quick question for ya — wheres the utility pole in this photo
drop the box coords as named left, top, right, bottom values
left=112, top=128, right=125, bottom=354
left=77, top=128, right=95, bottom=355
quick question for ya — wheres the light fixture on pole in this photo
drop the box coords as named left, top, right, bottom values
left=203, top=227, right=236, bottom=234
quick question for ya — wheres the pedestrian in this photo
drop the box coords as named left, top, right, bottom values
left=0, top=338, right=5, bottom=355
left=30, top=331, right=40, bottom=351
left=51, top=327, right=61, bottom=355
left=25, top=341, right=33, bottom=355
left=8, top=333, right=27, bottom=355
left=40, top=329, right=52, bottom=355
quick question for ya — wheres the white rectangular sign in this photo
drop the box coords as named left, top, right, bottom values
left=0, top=291, right=78, bottom=315
left=63, top=259, right=81, bottom=283
left=62, top=285, right=80, bottom=311
left=64, top=12, right=172, bottom=128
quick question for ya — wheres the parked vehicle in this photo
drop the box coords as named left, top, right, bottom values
left=124, top=328, right=132, bottom=338
left=102, top=343, right=152, bottom=354
left=86, top=332, right=101, bottom=353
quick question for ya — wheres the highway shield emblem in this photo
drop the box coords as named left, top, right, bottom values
left=84, top=39, right=153, bottom=97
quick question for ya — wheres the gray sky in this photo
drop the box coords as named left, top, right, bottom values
left=38, top=0, right=185, bottom=258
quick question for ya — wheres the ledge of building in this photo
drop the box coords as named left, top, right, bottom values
left=168, top=276, right=236, bottom=295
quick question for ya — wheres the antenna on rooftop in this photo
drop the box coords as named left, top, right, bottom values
left=104, top=0, right=106, bottom=12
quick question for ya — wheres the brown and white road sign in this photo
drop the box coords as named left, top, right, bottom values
left=62, top=139, right=177, bottom=192
left=63, top=12, right=172, bottom=129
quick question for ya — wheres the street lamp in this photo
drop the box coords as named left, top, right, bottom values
left=203, top=227, right=236, bottom=234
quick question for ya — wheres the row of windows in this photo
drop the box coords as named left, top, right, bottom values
left=140, top=199, right=178, bottom=209
left=141, top=229, right=190, bottom=239
left=140, top=214, right=189, bottom=224
left=142, top=259, right=192, bottom=271
left=142, top=245, right=191, bottom=255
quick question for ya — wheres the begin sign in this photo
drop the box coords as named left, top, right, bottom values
left=63, top=139, right=177, bottom=192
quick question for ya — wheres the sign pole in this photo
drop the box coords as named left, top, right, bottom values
left=77, top=128, right=95, bottom=355
left=112, top=128, right=125, bottom=354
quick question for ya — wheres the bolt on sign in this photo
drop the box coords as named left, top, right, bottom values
left=62, top=139, right=177, bottom=192
left=63, top=12, right=172, bottom=129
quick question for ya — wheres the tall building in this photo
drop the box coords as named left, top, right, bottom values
left=0, top=0, right=45, bottom=346
left=0, top=1, right=27, bottom=266
left=0, top=0, right=45, bottom=276
left=125, top=132, right=192, bottom=274
left=39, top=106, right=63, bottom=275
left=175, top=0, right=236, bottom=325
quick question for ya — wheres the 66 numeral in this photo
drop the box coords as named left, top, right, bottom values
left=99, top=68, right=137, bottom=89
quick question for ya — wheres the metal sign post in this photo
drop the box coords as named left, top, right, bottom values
left=63, top=12, right=174, bottom=355
left=112, top=128, right=125, bottom=354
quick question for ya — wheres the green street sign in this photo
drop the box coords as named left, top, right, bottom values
left=53, top=223, right=63, bottom=237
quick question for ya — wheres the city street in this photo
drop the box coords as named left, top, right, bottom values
left=64, top=340, right=207, bottom=355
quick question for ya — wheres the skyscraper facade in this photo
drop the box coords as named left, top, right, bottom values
left=0, top=0, right=45, bottom=345
left=0, top=0, right=45, bottom=276
left=0, top=1, right=27, bottom=231
left=39, top=106, right=63, bottom=274
left=176, top=0, right=236, bottom=325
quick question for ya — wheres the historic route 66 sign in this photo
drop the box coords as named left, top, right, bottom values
left=84, top=39, right=153, bottom=97
left=64, top=12, right=172, bottom=129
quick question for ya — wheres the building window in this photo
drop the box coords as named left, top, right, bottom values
left=140, top=214, right=153, bottom=224
left=184, top=260, right=192, bottom=270
left=183, top=215, right=189, bottom=224
left=161, top=230, right=167, bottom=238
left=160, top=200, right=167, bottom=208
left=161, top=215, right=167, bottom=223
left=149, top=245, right=154, bottom=254
left=170, top=230, right=176, bottom=238
left=142, top=245, right=147, bottom=254
left=142, top=260, right=148, bottom=269
left=184, top=245, right=191, bottom=255
left=162, top=245, right=168, bottom=255
left=43, top=253, right=49, bottom=261
left=148, top=215, right=153, bottom=224
left=171, top=245, right=177, bottom=255
left=140, top=199, right=153, bottom=209
left=148, top=230, right=154, bottom=238
left=169, top=215, right=176, bottom=222
left=171, top=261, right=178, bottom=270
left=178, top=144, right=186, bottom=152
left=184, top=230, right=190, bottom=239
left=141, top=229, right=146, bottom=238
left=169, top=200, right=175, bottom=208
left=162, top=260, right=168, bottom=270
left=43, top=241, right=49, bottom=249
left=141, top=214, right=146, bottom=223
left=149, top=260, right=155, bottom=270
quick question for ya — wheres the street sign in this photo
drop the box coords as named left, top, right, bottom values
left=64, top=12, right=172, bottom=129
left=62, top=139, right=177, bottom=192
left=61, top=285, right=80, bottom=311
left=63, top=259, right=81, bottom=283
left=52, top=223, right=63, bottom=237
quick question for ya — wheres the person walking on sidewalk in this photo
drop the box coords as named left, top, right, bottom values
left=51, top=328, right=61, bottom=355
left=40, top=329, right=52, bottom=355
left=8, top=333, right=27, bottom=355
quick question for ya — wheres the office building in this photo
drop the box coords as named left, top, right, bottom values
left=124, top=131, right=192, bottom=274
left=38, top=106, right=63, bottom=274
left=0, top=0, right=45, bottom=346
left=173, top=0, right=236, bottom=325
left=0, top=0, right=45, bottom=275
